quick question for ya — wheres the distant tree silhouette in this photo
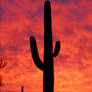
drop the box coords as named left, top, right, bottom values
left=0, top=56, right=7, bottom=86
left=30, top=1, right=60, bottom=92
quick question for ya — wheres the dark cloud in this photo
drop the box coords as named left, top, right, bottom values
left=28, top=6, right=43, bottom=19
left=6, top=0, right=20, bottom=7
left=0, top=7, right=5, bottom=22
left=73, top=0, right=79, bottom=5
left=25, top=29, right=33, bottom=37
left=71, top=10, right=81, bottom=15
left=55, top=0, right=70, bottom=4
left=37, top=6, right=43, bottom=16
left=36, top=35, right=43, bottom=40
left=26, top=11, right=35, bottom=20
left=71, top=9, right=87, bottom=21
left=84, top=25, right=92, bottom=32
left=88, top=45, right=92, bottom=54
left=79, top=37, right=89, bottom=45
left=64, top=28, right=74, bottom=35
left=7, top=44, right=19, bottom=53
left=55, top=54, right=70, bottom=67
left=0, top=45, right=5, bottom=55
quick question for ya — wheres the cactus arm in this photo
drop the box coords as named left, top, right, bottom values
left=52, top=41, right=60, bottom=57
left=30, top=36, right=44, bottom=70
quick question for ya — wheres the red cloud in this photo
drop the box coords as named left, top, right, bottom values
left=0, top=0, right=92, bottom=91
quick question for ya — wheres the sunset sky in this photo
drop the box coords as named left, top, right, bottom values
left=0, top=0, right=92, bottom=92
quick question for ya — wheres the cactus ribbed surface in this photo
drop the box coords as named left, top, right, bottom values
left=30, top=1, right=60, bottom=92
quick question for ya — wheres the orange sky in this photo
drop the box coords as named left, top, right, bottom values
left=0, top=0, right=92, bottom=92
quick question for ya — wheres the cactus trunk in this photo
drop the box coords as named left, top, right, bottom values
left=30, top=1, right=60, bottom=92
left=44, top=1, right=54, bottom=92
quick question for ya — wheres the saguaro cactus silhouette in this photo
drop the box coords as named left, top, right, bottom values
left=30, top=1, right=60, bottom=92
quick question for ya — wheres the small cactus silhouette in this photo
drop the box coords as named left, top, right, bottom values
left=30, top=1, right=60, bottom=92
left=21, top=86, right=24, bottom=92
